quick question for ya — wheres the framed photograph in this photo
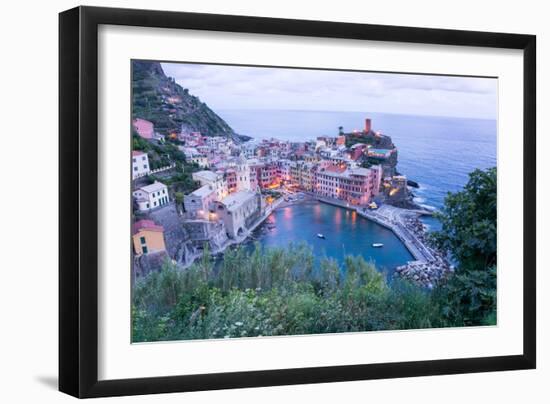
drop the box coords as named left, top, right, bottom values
left=59, top=6, right=536, bottom=398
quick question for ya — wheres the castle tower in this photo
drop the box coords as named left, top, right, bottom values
left=365, top=118, right=372, bottom=133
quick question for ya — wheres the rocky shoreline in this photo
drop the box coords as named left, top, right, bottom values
left=394, top=214, right=453, bottom=288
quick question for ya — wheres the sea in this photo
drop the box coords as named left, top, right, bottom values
left=220, top=109, right=496, bottom=222
left=218, top=109, right=497, bottom=270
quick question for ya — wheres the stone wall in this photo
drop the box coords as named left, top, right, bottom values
left=147, top=203, right=189, bottom=263
left=183, top=219, right=228, bottom=252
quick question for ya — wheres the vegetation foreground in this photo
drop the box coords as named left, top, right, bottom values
left=132, top=168, right=497, bottom=342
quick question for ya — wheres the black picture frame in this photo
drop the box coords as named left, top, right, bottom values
left=59, top=6, right=536, bottom=398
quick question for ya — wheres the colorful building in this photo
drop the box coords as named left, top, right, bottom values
left=315, top=165, right=382, bottom=206
left=184, top=184, right=218, bottom=219
left=348, top=143, right=368, bottom=161
left=192, top=170, right=228, bottom=201
left=132, top=219, right=166, bottom=256
left=132, top=118, right=155, bottom=139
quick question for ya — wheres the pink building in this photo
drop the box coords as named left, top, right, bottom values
left=259, top=163, right=279, bottom=188
left=348, top=143, right=367, bottom=161
left=248, top=164, right=261, bottom=191
left=316, top=165, right=381, bottom=206
left=132, top=118, right=154, bottom=139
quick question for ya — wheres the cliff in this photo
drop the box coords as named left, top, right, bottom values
left=132, top=61, right=250, bottom=142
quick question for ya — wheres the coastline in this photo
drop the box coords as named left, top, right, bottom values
left=276, top=195, right=452, bottom=287
left=171, top=193, right=450, bottom=289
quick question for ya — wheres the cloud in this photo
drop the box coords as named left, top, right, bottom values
left=161, top=62, right=497, bottom=119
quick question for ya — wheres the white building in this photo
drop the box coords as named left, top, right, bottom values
left=180, top=147, right=209, bottom=168
left=192, top=170, right=228, bottom=201
left=132, top=151, right=151, bottom=179
left=214, top=190, right=261, bottom=239
left=315, top=138, right=327, bottom=151
left=133, top=181, right=170, bottom=211
left=242, top=142, right=257, bottom=158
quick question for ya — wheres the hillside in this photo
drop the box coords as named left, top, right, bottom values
left=132, top=61, right=249, bottom=142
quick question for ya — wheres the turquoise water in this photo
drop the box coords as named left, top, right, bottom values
left=220, top=109, right=496, bottom=266
left=254, top=202, right=413, bottom=273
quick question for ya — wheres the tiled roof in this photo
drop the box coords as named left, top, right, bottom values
left=133, top=219, right=164, bottom=234
left=325, top=164, right=346, bottom=173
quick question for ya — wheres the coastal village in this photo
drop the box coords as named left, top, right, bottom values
left=132, top=115, right=451, bottom=287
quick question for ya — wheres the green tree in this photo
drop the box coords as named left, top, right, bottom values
left=432, top=167, right=497, bottom=270
left=431, top=167, right=497, bottom=326
left=174, top=192, right=184, bottom=215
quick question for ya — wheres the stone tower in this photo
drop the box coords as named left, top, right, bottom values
left=365, top=118, right=372, bottom=133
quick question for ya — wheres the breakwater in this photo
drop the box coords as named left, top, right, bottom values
left=315, top=196, right=451, bottom=287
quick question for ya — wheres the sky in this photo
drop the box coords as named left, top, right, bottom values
left=161, top=62, right=498, bottom=120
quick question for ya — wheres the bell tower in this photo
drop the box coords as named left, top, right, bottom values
left=236, top=155, right=251, bottom=191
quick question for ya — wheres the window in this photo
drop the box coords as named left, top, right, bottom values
left=134, top=167, right=138, bottom=171
left=140, top=236, right=146, bottom=244
left=143, top=165, right=147, bottom=169
left=142, top=246, right=148, bottom=254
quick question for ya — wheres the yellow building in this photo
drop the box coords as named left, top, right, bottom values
left=132, top=219, right=166, bottom=256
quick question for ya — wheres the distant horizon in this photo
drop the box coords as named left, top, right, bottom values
left=215, top=107, right=498, bottom=122
left=161, top=62, right=498, bottom=120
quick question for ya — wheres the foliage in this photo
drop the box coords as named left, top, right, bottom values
left=174, top=192, right=184, bottom=206
left=132, top=243, right=439, bottom=342
left=132, top=60, right=236, bottom=137
left=431, top=167, right=497, bottom=270
left=132, top=167, right=499, bottom=342
left=360, top=160, right=373, bottom=169
left=430, top=167, right=497, bottom=326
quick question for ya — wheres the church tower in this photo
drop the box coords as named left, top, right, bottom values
left=236, top=155, right=251, bottom=192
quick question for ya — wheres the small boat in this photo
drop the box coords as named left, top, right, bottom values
left=372, top=243, right=384, bottom=248
left=317, top=233, right=325, bottom=239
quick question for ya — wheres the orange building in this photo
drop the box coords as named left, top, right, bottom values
left=132, top=219, right=166, bottom=256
